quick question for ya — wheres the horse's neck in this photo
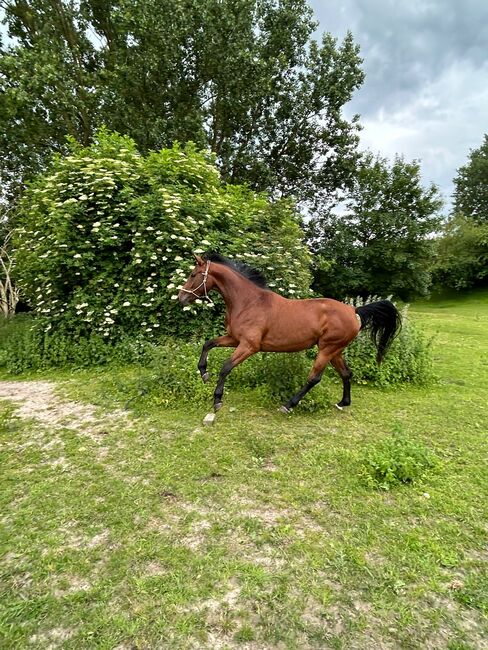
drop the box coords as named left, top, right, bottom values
left=211, top=264, right=264, bottom=312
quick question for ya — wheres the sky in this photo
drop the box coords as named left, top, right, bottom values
left=309, top=0, right=488, bottom=212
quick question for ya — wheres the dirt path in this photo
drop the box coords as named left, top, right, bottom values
left=0, top=380, right=127, bottom=432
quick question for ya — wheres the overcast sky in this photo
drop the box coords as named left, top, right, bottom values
left=310, top=0, right=488, bottom=212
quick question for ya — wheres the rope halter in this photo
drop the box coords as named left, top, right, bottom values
left=179, top=260, right=214, bottom=305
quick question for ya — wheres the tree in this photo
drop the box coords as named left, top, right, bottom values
left=433, top=214, right=488, bottom=290
left=0, top=229, right=19, bottom=316
left=453, top=134, right=488, bottom=223
left=13, top=130, right=311, bottom=339
left=308, top=153, right=442, bottom=301
left=0, top=0, right=364, bottom=206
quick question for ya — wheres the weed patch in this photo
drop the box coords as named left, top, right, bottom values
left=359, top=429, right=440, bottom=489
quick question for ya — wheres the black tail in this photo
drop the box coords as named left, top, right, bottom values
left=355, top=300, right=402, bottom=364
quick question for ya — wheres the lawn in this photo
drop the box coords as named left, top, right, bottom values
left=1, top=291, right=487, bottom=649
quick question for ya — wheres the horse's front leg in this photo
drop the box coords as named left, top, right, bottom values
left=198, top=335, right=237, bottom=382
left=213, top=342, right=256, bottom=411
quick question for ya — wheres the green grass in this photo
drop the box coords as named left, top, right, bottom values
left=1, top=290, right=487, bottom=648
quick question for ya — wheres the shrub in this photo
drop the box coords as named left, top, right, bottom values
left=0, top=314, right=154, bottom=374
left=13, top=130, right=311, bottom=342
left=359, top=431, right=439, bottom=490
left=344, top=302, right=434, bottom=386
left=124, top=342, right=318, bottom=410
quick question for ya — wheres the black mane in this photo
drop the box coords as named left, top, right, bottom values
left=203, top=252, right=268, bottom=288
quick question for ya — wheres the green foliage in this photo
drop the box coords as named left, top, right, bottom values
left=433, top=213, right=488, bottom=291
left=453, top=134, right=488, bottom=223
left=1, top=0, right=363, bottom=205
left=13, top=130, right=311, bottom=341
left=432, top=134, right=488, bottom=292
left=308, top=153, right=442, bottom=301
left=0, top=315, right=154, bottom=374
left=360, top=430, right=439, bottom=490
left=104, top=342, right=317, bottom=411
left=344, top=304, right=435, bottom=386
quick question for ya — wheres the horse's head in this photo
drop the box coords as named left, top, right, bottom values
left=178, top=254, right=214, bottom=305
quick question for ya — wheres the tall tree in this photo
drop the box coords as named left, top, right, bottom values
left=0, top=0, right=364, bottom=205
left=453, top=134, right=488, bottom=223
left=308, top=153, right=442, bottom=300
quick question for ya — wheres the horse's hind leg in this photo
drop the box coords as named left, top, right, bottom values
left=331, top=353, right=352, bottom=409
left=280, top=347, right=335, bottom=413
left=198, top=335, right=237, bottom=382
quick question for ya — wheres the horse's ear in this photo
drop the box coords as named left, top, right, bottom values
left=193, top=253, right=204, bottom=265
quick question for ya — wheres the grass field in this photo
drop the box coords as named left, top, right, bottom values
left=1, top=290, right=487, bottom=649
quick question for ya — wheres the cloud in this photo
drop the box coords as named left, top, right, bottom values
left=310, top=0, right=488, bottom=209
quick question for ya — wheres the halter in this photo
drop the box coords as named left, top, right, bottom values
left=180, top=260, right=214, bottom=305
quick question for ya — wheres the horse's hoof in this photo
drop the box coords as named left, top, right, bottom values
left=202, top=372, right=210, bottom=383
left=335, top=403, right=345, bottom=411
left=279, top=405, right=291, bottom=414
left=214, top=402, right=223, bottom=412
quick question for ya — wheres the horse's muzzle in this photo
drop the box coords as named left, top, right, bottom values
left=178, top=291, right=192, bottom=306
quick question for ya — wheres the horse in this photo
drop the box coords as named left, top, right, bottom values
left=178, top=252, right=401, bottom=413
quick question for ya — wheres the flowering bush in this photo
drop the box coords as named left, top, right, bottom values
left=13, top=130, right=311, bottom=340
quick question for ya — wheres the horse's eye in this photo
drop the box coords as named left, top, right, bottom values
left=191, top=273, right=197, bottom=278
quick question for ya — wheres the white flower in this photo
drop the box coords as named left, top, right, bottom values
left=135, top=259, right=142, bottom=264
left=201, top=239, right=211, bottom=246
left=171, top=295, right=178, bottom=300
left=73, top=253, right=82, bottom=259
left=145, top=287, right=155, bottom=293
left=122, top=301, right=131, bottom=307
left=167, top=283, right=175, bottom=290
left=93, top=221, right=101, bottom=227
left=174, top=255, right=183, bottom=261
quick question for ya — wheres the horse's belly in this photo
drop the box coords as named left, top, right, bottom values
left=260, top=334, right=318, bottom=353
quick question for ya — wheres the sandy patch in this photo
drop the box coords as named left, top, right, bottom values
left=0, top=380, right=127, bottom=437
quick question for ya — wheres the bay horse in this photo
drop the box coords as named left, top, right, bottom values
left=178, top=253, right=401, bottom=413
